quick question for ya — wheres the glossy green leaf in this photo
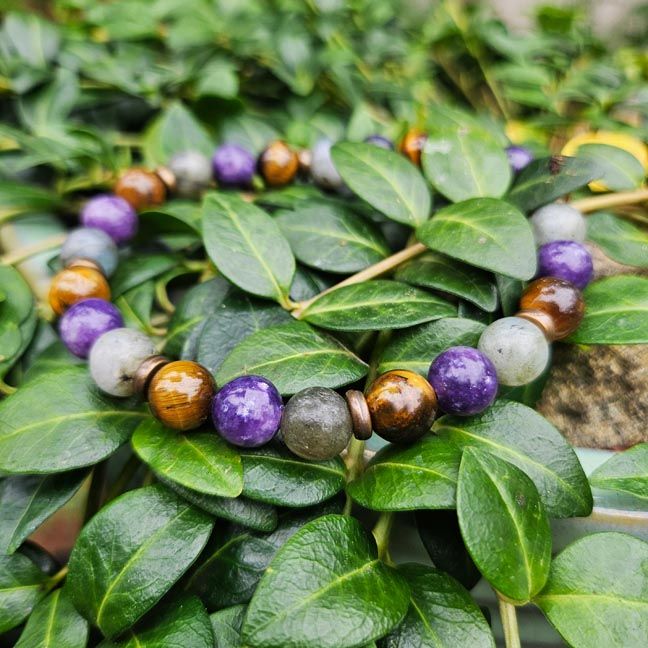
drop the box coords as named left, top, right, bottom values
left=67, top=485, right=213, bottom=638
left=139, top=200, right=202, bottom=238
left=458, top=448, right=551, bottom=603
left=211, top=605, right=246, bottom=648
left=417, top=198, right=536, bottom=280
left=567, top=276, right=648, bottom=344
left=347, top=436, right=460, bottom=511
left=242, top=514, right=409, bottom=647
left=0, top=180, right=61, bottom=219
left=132, top=419, right=243, bottom=498
left=496, top=274, right=524, bottom=316
left=0, top=367, right=147, bottom=474
left=214, top=321, right=367, bottom=394
left=110, top=253, right=179, bottom=298
left=0, top=553, right=47, bottom=634
left=577, top=143, right=645, bottom=191
left=535, top=532, right=648, bottom=648
left=114, top=281, right=155, bottom=334
left=587, top=212, right=648, bottom=268
left=202, top=193, right=295, bottom=306
left=434, top=400, right=592, bottom=518
left=331, top=142, right=431, bottom=227
left=589, top=444, right=648, bottom=501
left=197, top=58, right=239, bottom=98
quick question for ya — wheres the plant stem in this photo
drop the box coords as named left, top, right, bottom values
left=0, top=378, right=16, bottom=396
left=498, top=593, right=522, bottom=648
left=0, top=234, right=66, bottom=266
left=105, top=453, right=141, bottom=502
left=155, top=278, right=176, bottom=315
left=45, top=565, right=69, bottom=591
left=372, top=512, right=394, bottom=563
left=571, top=188, right=648, bottom=214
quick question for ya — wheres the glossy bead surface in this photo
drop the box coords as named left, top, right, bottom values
left=80, top=194, right=138, bottom=244
left=311, top=139, right=346, bottom=192
left=168, top=151, right=212, bottom=198
left=506, top=145, right=534, bottom=172
left=148, top=361, right=215, bottom=431
left=212, top=375, right=283, bottom=448
left=60, top=227, right=119, bottom=277
left=49, top=265, right=111, bottom=315
left=281, top=387, right=352, bottom=460
left=364, top=135, right=394, bottom=150
left=212, top=144, right=256, bottom=187
left=345, top=390, right=372, bottom=440
left=519, top=277, right=585, bottom=340
left=258, top=140, right=299, bottom=187
left=400, top=128, right=427, bottom=166
left=366, top=370, right=437, bottom=443
left=530, top=203, right=586, bottom=246
left=428, top=347, right=498, bottom=416
left=59, top=298, right=123, bottom=358
left=478, top=317, right=550, bottom=386
left=115, top=168, right=166, bottom=210
left=537, top=240, right=593, bottom=289
left=89, top=328, right=157, bottom=397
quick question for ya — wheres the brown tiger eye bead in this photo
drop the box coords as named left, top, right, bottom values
left=49, top=265, right=111, bottom=315
left=148, top=361, right=215, bottom=432
left=365, top=370, right=437, bottom=444
left=345, top=390, right=373, bottom=440
left=519, top=277, right=585, bottom=341
left=259, top=140, right=299, bottom=187
left=399, top=128, right=428, bottom=166
left=115, top=168, right=166, bottom=210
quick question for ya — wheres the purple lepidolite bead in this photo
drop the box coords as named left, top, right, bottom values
left=80, top=194, right=138, bottom=244
left=212, top=143, right=256, bottom=187
left=537, top=240, right=593, bottom=290
left=506, top=145, right=534, bottom=172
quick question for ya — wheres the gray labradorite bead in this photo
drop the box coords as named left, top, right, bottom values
left=530, top=203, right=586, bottom=246
left=478, top=317, right=550, bottom=387
left=281, top=387, right=353, bottom=461
left=89, top=327, right=157, bottom=397
left=310, top=139, right=347, bottom=192
left=60, top=227, right=119, bottom=277
left=168, top=150, right=212, bottom=198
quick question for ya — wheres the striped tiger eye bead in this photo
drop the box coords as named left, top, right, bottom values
left=49, top=264, right=111, bottom=315
left=345, top=390, right=372, bottom=440
left=115, top=168, right=166, bottom=210
left=259, top=141, right=299, bottom=187
left=399, top=128, right=427, bottom=166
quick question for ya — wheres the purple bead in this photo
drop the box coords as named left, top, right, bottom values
left=212, top=144, right=256, bottom=187
left=537, top=240, right=594, bottom=289
left=80, top=194, right=138, bottom=245
left=428, top=346, right=498, bottom=416
left=212, top=375, right=283, bottom=448
left=364, top=135, right=394, bottom=150
left=506, top=146, right=534, bottom=173
left=59, top=298, right=124, bottom=358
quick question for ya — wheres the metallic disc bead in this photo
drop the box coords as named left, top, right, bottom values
left=80, top=194, right=138, bottom=244
left=345, top=390, right=372, bottom=440
left=154, top=166, right=177, bottom=193
left=258, top=140, right=299, bottom=187
left=148, top=360, right=215, bottom=432
left=133, top=355, right=170, bottom=396
left=49, top=265, right=111, bottom=315
left=297, top=148, right=312, bottom=175
left=537, top=240, right=593, bottom=289
left=399, top=128, right=428, bottom=166
left=60, top=227, right=119, bottom=277
left=530, top=203, right=586, bottom=246
left=168, top=151, right=213, bottom=198
left=365, top=370, right=437, bottom=444
left=115, top=168, right=166, bottom=210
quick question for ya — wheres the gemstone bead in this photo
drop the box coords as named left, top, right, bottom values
left=478, top=317, right=550, bottom=386
left=148, top=361, right=215, bottom=431
left=49, top=265, right=111, bottom=315
left=399, top=128, right=427, bottom=166
left=365, top=370, right=437, bottom=443
left=530, top=203, right=586, bottom=246
left=89, top=328, right=157, bottom=397
left=80, top=194, right=138, bottom=244
left=519, top=277, right=585, bottom=341
left=168, top=151, right=212, bottom=198
left=311, top=139, right=346, bottom=192
left=258, top=140, right=299, bottom=187
left=60, top=227, right=119, bottom=277
left=364, top=135, right=394, bottom=150
left=428, top=347, right=498, bottom=416
left=59, top=298, right=123, bottom=358
left=281, top=387, right=352, bottom=460
left=506, top=145, right=534, bottom=172
left=212, top=144, right=256, bottom=187
left=537, top=240, right=593, bottom=289
left=115, top=168, right=166, bottom=210
left=212, top=375, right=283, bottom=448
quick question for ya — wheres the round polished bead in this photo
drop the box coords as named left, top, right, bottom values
left=148, top=361, right=215, bottom=431
left=519, top=277, right=585, bottom=341
left=80, top=194, right=138, bottom=244
left=345, top=390, right=372, bottom=440
left=212, top=144, right=256, bottom=187
left=89, top=328, right=157, bottom=397
left=506, top=145, right=534, bottom=172
left=530, top=203, right=586, bottom=246
left=428, top=347, right=498, bottom=416
left=115, top=168, right=166, bottom=210
left=59, top=298, right=123, bottom=358
left=366, top=370, right=437, bottom=443
left=60, top=227, right=119, bottom=277
left=364, top=135, right=394, bottom=150
left=399, top=128, right=427, bottom=166
left=537, top=240, right=593, bottom=289
left=311, top=139, right=346, bottom=192
left=168, top=151, right=212, bottom=198
left=258, top=140, right=299, bottom=187
left=281, top=387, right=352, bottom=460
left=49, top=265, right=111, bottom=316
left=478, top=317, right=550, bottom=386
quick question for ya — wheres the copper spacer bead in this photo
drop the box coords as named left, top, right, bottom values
left=297, top=148, right=312, bottom=174
left=155, top=166, right=177, bottom=193
left=133, top=355, right=170, bottom=398
left=517, top=309, right=558, bottom=342
left=345, top=390, right=373, bottom=441
left=65, top=258, right=103, bottom=273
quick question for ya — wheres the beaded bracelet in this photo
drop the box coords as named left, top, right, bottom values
left=47, top=131, right=593, bottom=462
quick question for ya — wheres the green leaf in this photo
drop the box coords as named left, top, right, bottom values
left=378, top=318, right=486, bottom=376
left=115, top=281, right=155, bottom=334
left=0, top=470, right=87, bottom=554
left=0, top=367, right=147, bottom=474
left=214, top=321, right=367, bottom=395
left=67, top=485, right=213, bottom=638
left=197, top=58, right=239, bottom=98
left=587, top=212, right=648, bottom=268
left=380, top=564, right=494, bottom=648
left=0, top=553, right=47, bottom=634
left=395, top=252, right=498, bottom=311
left=567, top=276, right=648, bottom=344
left=0, top=180, right=61, bottom=220
left=242, top=443, right=345, bottom=507
left=276, top=203, right=389, bottom=274
left=496, top=274, right=524, bottom=316
left=242, top=514, right=409, bottom=647
left=458, top=448, right=551, bottom=603
left=331, top=142, right=431, bottom=227
left=219, top=115, right=279, bottom=155
left=299, top=280, right=455, bottom=331
left=434, top=400, right=592, bottom=518
left=110, top=253, right=179, bottom=298
left=577, top=143, right=645, bottom=191
left=416, top=198, right=536, bottom=280
left=589, top=444, right=648, bottom=501
left=211, top=605, right=246, bottom=647
left=139, top=200, right=203, bottom=238
left=347, top=436, right=460, bottom=511
left=535, top=532, right=648, bottom=648
left=15, top=588, right=89, bottom=648
left=202, top=193, right=295, bottom=307
left=132, top=419, right=243, bottom=498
